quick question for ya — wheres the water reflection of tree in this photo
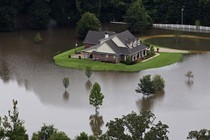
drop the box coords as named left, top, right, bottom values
left=0, top=60, right=10, bottom=83
left=63, top=91, right=69, bottom=102
left=89, top=110, right=104, bottom=138
left=186, top=80, right=193, bottom=88
left=85, top=80, right=92, bottom=91
left=136, top=91, right=165, bottom=111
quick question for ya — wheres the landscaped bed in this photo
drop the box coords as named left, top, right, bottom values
left=53, top=46, right=183, bottom=72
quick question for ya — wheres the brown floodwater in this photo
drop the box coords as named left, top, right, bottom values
left=0, top=25, right=210, bottom=140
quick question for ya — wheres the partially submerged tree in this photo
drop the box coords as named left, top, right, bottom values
left=136, top=74, right=165, bottom=96
left=152, top=74, right=165, bottom=91
left=136, top=75, right=155, bottom=96
left=187, top=129, right=210, bottom=140
left=103, top=111, right=169, bottom=140
left=185, top=71, right=194, bottom=82
left=0, top=100, right=28, bottom=140
left=63, top=77, right=69, bottom=90
left=89, top=82, right=104, bottom=110
left=33, top=32, right=42, bottom=44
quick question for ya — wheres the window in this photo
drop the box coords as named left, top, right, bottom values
left=106, top=54, right=109, bottom=58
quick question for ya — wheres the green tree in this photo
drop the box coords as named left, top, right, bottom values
left=124, top=0, right=152, bottom=33
left=104, top=111, right=169, bottom=140
left=85, top=66, right=92, bottom=79
left=76, top=132, right=96, bottom=140
left=49, top=131, right=71, bottom=140
left=149, top=46, right=155, bottom=56
left=63, top=77, right=69, bottom=90
left=76, top=12, right=101, bottom=39
left=50, top=0, right=79, bottom=26
left=76, top=0, right=101, bottom=18
left=187, top=129, right=210, bottom=140
left=0, top=100, right=28, bottom=140
left=0, top=0, right=18, bottom=31
left=136, top=75, right=155, bottom=96
left=32, top=124, right=57, bottom=140
left=185, top=71, right=194, bottom=81
left=89, top=82, right=104, bottom=110
left=152, top=74, right=165, bottom=92
left=29, top=0, right=50, bottom=29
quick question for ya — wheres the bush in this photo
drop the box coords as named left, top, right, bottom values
left=33, top=32, right=42, bottom=43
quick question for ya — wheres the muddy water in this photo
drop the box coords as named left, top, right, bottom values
left=0, top=26, right=210, bottom=140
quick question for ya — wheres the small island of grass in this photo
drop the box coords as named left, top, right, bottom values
left=53, top=46, right=183, bottom=72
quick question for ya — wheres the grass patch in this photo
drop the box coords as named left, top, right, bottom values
left=53, top=47, right=183, bottom=72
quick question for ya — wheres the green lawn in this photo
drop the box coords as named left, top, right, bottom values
left=53, top=47, right=183, bottom=72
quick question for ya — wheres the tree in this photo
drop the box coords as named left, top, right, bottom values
left=76, top=0, right=101, bottom=18
left=31, top=124, right=57, bottom=140
left=136, top=75, right=155, bottom=96
left=50, top=0, right=79, bottom=26
left=0, top=0, right=19, bottom=31
left=76, top=12, right=101, bottom=39
left=152, top=74, right=165, bottom=92
left=136, top=74, right=165, bottom=96
left=75, top=132, right=96, bottom=140
left=89, top=82, right=104, bottom=110
left=0, top=100, right=28, bottom=140
left=63, top=77, right=69, bottom=90
left=29, top=0, right=50, bottom=29
left=124, top=0, right=152, bottom=33
left=185, top=71, right=193, bottom=81
left=85, top=66, right=92, bottom=79
left=49, top=131, right=71, bottom=140
left=187, top=129, right=210, bottom=140
left=104, top=111, right=169, bottom=140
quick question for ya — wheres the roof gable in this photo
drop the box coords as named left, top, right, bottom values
left=96, top=42, right=115, bottom=54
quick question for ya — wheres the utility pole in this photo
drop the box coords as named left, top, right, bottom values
left=181, top=6, right=185, bottom=24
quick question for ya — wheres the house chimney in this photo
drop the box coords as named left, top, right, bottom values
left=105, top=32, right=109, bottom=39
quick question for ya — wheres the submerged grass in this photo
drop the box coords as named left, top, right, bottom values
left=53, top=47, right=183, bottom=72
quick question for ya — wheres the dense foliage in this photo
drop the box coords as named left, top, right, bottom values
left=32, top=124, right=71, bottom=140
left=102, top=110, right=169, bottom=140
left=187, top=129, right=210, bottom=140
left=76, top=12, right=101, bottom=39
left=136, top=74, right=165, bottom=96
left=1, top=0, right=210, bottom=32
left=125, top=0, right=152, bottom=33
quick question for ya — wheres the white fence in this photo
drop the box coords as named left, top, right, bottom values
left=153, top=24, right=210, bottom=33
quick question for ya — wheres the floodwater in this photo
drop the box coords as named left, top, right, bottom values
left=0, top=25, right=210, bottom=140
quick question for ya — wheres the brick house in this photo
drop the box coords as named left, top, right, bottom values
left=82, top=30, right=148, bottom=63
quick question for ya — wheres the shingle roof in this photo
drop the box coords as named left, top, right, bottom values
left=83, top=30, right=147, bottom=55
left=83, top=31, right=115, bottom=44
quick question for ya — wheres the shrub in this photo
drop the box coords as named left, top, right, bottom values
left=33, top=32, right=42, bottom=43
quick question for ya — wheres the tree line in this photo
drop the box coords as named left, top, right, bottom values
left=1, top=0, right=210, bottom=32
